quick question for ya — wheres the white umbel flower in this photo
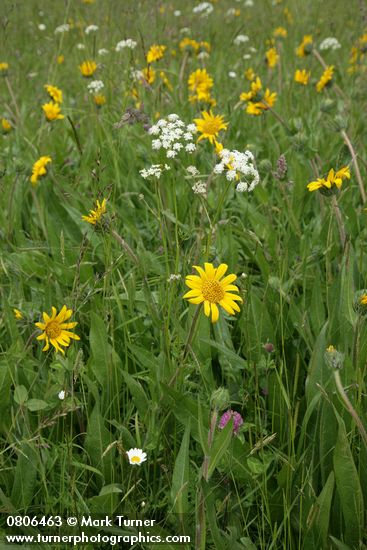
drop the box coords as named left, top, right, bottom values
left=215, top=149, right=259, bottom=192
left=126, top=448, right=147, bottom=466
left=116, top=39, right=137, bottom=51
left=85, top=25, right=98, bottom=34
left=193, top=2, right=214, bottom=15
left=87, top=80, right=104, bottom=94
left=54, top=24, right=70, bottom=34
left=319, top=37, right=341, bottom=51
left=234, top=34, right=249, bottom=45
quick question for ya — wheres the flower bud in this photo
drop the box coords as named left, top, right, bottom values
left=218, top=409, right=244, bottom=435
left=324, top=345, right=344, bottom=370
left=353, top=290, right=367, bottom=316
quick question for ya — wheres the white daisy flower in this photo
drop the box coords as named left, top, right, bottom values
left=126, top=448, right=147, bottom=466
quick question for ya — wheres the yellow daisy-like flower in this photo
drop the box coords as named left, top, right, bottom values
left=146, top=44, right=166, bottom=64
left=360, top=294, right=367, bottom=305
left=183, top=263, right=243, bottom=323
left=294, top=69, right=310, bottom=85
left=307, top=166, right=350, bottom=193
left=188, top=68, right=213, bottom=94
left=141, top=66, right=156, bottom=85
left=44, top=84, right=63, bottom=104
left=35, top=305, right=80, bottom=354
left=265, top=47, right=279, bottom=68
left=42, top=101, right=64, bottom=121
left=296, top=35, right=313, bottom=57
left=244, top=67, right=256, bottom=81
left=194, top=110, right=228, bottom=144
left=274, top=27, right=287, bottom=38
left=93, top=94, right=106, bottom=106
left=2, top=118, right=12, bottom=132
left=0, top=62, right=9, bottom=74
left=13, top=308, right=23, bottom=320
left=179, top=37, right=200, bottom=53
left=79, top=60, right=97, bottom=77
left=82, top=198, right=107, bottom=225
left=316, top=66, right=334, bottom=92
left=30, top=156, right=52, bottom=186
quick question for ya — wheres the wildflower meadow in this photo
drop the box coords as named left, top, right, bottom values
left=1, top=0, right=367, bottom=548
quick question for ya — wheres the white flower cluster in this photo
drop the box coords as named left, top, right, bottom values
left=193, top=2, right=214, bottom=15
left=76, top=43, right=86, bottom=50
left=87, top=80, right=104, bottom=94
left=214, top=149, right=259, bottom=192
left=192, top=181, right=207, bottom=195
left=116, top=39, right=137, bottom=51
left=244, top=0, right=254, bottom=6
left=148, top=114, right=197, bottom=158
left=38, top=24, right=46, bottom=31
left=98, top=48, right=109, bottom=56
left=319, top=37, right=341, bottom=51
left=234, top=34, right=249, bottom=45
left=167, top=273, right=182, bottom=282
left=140, top=164, right=171, bottom=180
left=187, top=165, right=200, bottom=176
left=85, top=24, right=98, bottom=34
left=54, top=24, right=70, bottom=34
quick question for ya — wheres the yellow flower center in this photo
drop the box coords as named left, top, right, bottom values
left=202, top=280, right=225, bottom=303
left=201, top=118, right=221, bottom=136
left=46, top=321, right=62, bottom=339
left=130, top=456, right=141, bottom=463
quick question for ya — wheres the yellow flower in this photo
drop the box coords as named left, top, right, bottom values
left=360, top=294, right=367, bottom=305
left=159, top=71, right=173, bottom=91
left=294, top=69, right=310, bottom=85
left=326, top=345, right=336, bottom=353
left=146, top=44, right=166, bottom=64
left=0, top=62, right=9, bottom=74
left=316, top=66, right=334, bottom=92
left=262, top=89, right=277, bottom=107
left=82, top=198, right=107, bottom=225
left=246, top=102, right=263, bottom=115
left=42, top=101, right=64, bottom=121
left=274, top=27, right=287, bottom=38
left=194, top=110, right=228, bottom=144
left=296, top=35, right=313, bottom=57
left=13, top=309, right=23, bottom=320
left=265, top=47, right=279, bottom=68
left=183, top=263, right=243, bottom=323
left=284, top=7, right=293, bottom=25
left=79, top=60, right=97, bottom=77
left=188, top=68, right=213, bottom=94
left=141, top=66, right=156, bottom=84
left=57, top=55, right=65, bottom=65
left=307, top=166, right=350, bottom=193
left=179, top=37, right=200, bottom=53
left=244, top=67, right=256, bottom=81
left=93, top=94, right=106, bottom=106
left=44, top=84, right=63, bottom=103
left=30, top=156, right=52, bottom=186
left=2, top=118, right=12, bottom=132
left=35, top=305, right=80, bottom=354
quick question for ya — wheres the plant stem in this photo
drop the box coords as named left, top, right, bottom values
left=330, top=194, right=346, bottom=250
left=340, top=129, right=366, bottom=203
left=334, top=370, right=367, bottom=447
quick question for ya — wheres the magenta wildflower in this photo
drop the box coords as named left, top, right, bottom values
left=218, top=409, right=243, bottom=435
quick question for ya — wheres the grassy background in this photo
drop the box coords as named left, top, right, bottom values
left=0, top=0, right=366, bottom=548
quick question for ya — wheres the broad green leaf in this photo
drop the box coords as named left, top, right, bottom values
left=14, top=385, right=28, bottom=405
left=333, top=412, right=364, bottom=546
left=25, top=399, right=48, bottom=412
left=313, top=471, right=335, bottom=547
left=207, top=420, right=233, bottom=480
left=11, top=442, right=38, bottom=510
left=89, top=312, right=110, bottom=388
left=84, top=404, right=114, bottom=486
left=171, top=421, right=190, bottom=514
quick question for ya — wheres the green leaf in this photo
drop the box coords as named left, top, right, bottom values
left=11, top=442, right=39, bottom=510
left=171, top=421, right=190, bottom=514
left=333, top=412, right=364, bottom=546
left=84, top=403, right=114, bottom=486
left=121, top=371, right=149, bottom=417
left=207, top=420, right=233, bottom=480
left=14, top=385, right=28, bottom=405
left=313, top=471, right=335, bottom=547
left=89, top=312, right=110, bottom=388
left=25, top=399, right=49, bottom=412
